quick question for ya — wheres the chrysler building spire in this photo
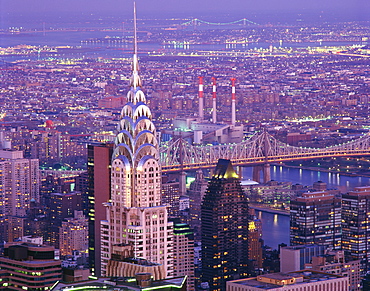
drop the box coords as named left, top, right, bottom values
left=131, top=1, right=142, bottom=89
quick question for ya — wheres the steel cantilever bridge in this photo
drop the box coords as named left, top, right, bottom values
left=159, top=131, right=370, bottom=173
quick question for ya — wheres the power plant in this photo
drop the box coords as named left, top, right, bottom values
left=168, top=76, right=244, bottom=145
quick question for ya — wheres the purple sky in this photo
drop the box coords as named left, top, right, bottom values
left=0, top=0, right=369, bottom=25
left=1, top=0, right=369, bottom=15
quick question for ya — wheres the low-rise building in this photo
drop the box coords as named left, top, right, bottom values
left=305, top=250, right=361, bottom=291
left=51, top=275, right=187, bottom=291
left=280, top=245, right=326, bottom=273
left=0, top=242, right=61, bottom=290
left=227, top=271, right=348, bottom=291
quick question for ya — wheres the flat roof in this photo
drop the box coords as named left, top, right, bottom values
left=228, top=271, right=344, bottom=290
left=51, top=276, right=186, bottom=291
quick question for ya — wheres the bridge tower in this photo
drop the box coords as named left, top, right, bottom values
left=252, top=164, right=271, bottom=183
left=193, top=18, right=198, bottom=30
left=252, top=131, right=271, bottom=183
left=177, top=134, right=187, bottom=196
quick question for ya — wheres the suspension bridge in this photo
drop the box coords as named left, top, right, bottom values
left=180, top=18, right=259, bottom=27
left=159, top=131, right=370, bottom=177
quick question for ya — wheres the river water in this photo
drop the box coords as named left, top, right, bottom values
left=0, top=28, right=362, bottom=61
left=243, top=165, right=370, bottom=193
left=244, top=165, right=370, bottom=249
left=255, top=210, right=290, bottom=250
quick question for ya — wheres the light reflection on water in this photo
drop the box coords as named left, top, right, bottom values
left=248, top=165, right=370, bottom=249
left=273, top=214, right=278, bottom=226
left=243, top=165, right=370, bottom=192
left=256, top=210, right=290, bottom=249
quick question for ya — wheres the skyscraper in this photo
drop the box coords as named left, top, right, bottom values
left=100, top=4, right=173, bottom=277
left=290, top=191, right=341, bottom=249
left=342, top=186, right=370, bottom=274
left=162, top=178, right=181, bottom=217
left=189, top=169, right=208, bottom=240
left=46, top=191, right=82, bottom=248
left=248, top=209, right=263, bottom=271
left=59, top=210, right=88, bottom=257
left=87, top=142, right=113, bottom=277
left=201, top=159, right=249, bottom=291
left=172, top=220, right=195, bottom=291
left=0, top=150, right=40, bottom=243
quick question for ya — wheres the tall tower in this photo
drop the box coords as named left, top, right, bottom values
left=201, top=159, right=249, bottom=291
left=87, top=142, right=113, bottom=276
left=0, top=150, right=40, bottom=243
left=189, top=169, right=208, bottom=241
left=290, top=191, right=341, bottom=249
left=212, top=77, right=217, bottom=123
left=198, top=76, right=204, bottom=120
left=100, top=3, right=173, bottom=277
left=231, top=78, right=236, bottom=126
left=342, top=186, right=370, bottom=274
left=172, top=220, right=195, bottom=291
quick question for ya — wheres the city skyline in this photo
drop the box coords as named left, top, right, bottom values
left=1, top=0, right=370, bottom=289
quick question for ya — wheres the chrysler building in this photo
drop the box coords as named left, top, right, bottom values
left=100, top=3, right=173, bottom=277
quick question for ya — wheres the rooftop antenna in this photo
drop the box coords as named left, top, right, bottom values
left=131, top=1, right=141, bottom=90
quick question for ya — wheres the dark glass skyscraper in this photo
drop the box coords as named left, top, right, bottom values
left=290, top=191, right=341, bottom=249
left=201, top=159, right=249, bottom=291
left=342, top=186, right=370, bottom=274
left=87, top=142, right=113, bottom=277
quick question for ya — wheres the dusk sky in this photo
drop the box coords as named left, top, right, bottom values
left=1, top=0, right=369, bottom=17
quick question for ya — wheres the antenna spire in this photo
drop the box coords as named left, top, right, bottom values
left=134, top=1, right=138, bottom=57
left=131, top=1, right=141, bottom=89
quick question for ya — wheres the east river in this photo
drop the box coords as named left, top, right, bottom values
left=0, top=28, right=362, bottom=61
left=243, top=165, right=370, bottom=249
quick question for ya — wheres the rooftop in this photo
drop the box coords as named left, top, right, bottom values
left=228, top=271, right=344, bottom=290
left=213, top=159, right=239, bottom=179
left=51, top=276, right=186, bottom=291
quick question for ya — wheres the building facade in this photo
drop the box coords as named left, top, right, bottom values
left=173, top=221, right=195, bottom=291
left=226, top=271, right=348, bottom=291
left=342, top=186, right=370, bottom=274
left=248, top=209, right=263, bottom=271
left=280, top=245, right=326, bottom=273
left=100, top=7, right=173, bottom=277
left=59, top=210, right=88, bottom=257
left=201, top=159, right=249, bottom=291
left=306, top=250, right=361, bottom=291
left=87, top=142, right=113, bottom=277
left=290, top=191, right=341, bottom=249
left=0, top=243, right=61, bottom=290
left=46, top=191, right=82, bottom=248
left=161, top=179, right=181, bottom=217
left=188, top=169, right=208, bottom=241
left=0, top=150, right=40, bottom=243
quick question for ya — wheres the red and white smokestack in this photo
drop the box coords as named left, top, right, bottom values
left=198, top=76, right=204, bottom=120
left=212, top=77, right=217, bottom=123
left=231, top=78, right=236, bottom=126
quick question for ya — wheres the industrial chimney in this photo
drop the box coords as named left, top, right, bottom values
left=198, top=76, right=204, bottom=120
left=231, top=78, right=236, bottom=126
left=212, top=77, right=217, bottom=123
